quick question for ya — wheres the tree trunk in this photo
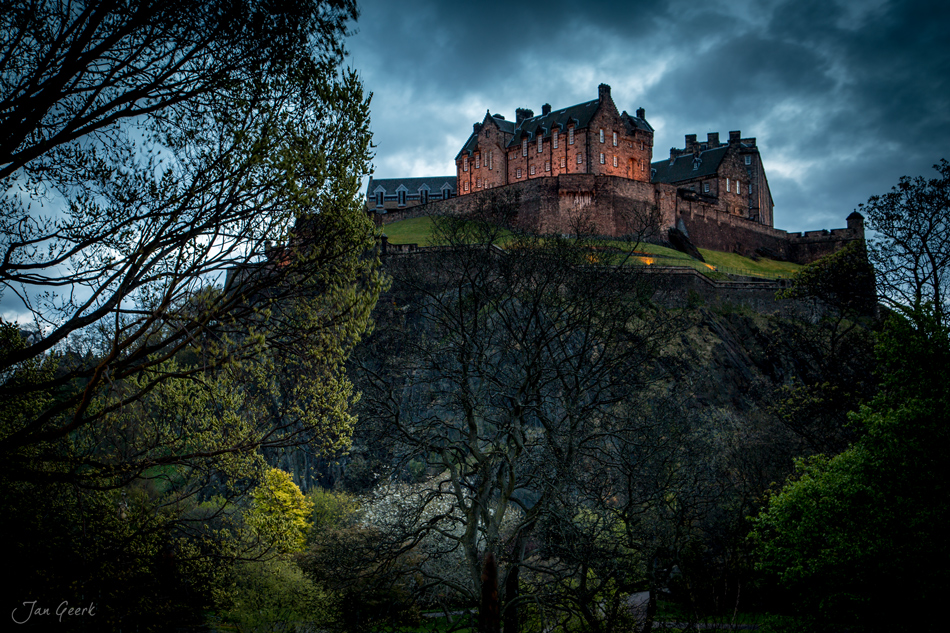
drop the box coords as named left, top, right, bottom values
left=480, top=552, right=501, bottom=633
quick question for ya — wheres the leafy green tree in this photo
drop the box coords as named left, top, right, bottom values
left=0, top=1, right=382, bottom=628
left=752, top=307, right=949, bottom=631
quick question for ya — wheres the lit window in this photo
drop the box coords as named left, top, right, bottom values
left=577, top=154, right=583, bottom=164
left=463, top=156, right=468, bottom=172
left=599, top=129, right=605, bottom=143
left=522, top=138, right=528, bottom=156
left=612, top=132, right=618, bottom=146
left=744, top=155, right=752, bottom=165
left=703, top=182, right=710, bottom=193
left=600, top=153, right=605, bottom=164
left=530, top=165, right=536, bottom=175
left=516, top=168, right=522, bottom=179
left=475, top=154, right=480, bottom=169
left=545, top=161, right=550, bottom=172
left=726, top=178, right=730, bottom=192
left=640, top=162, right=644, bottom=172
left=569, top=127, right=575, bottom=145
left=613, top=155, right=618, bottom=167
left=553, top=130, right=559, bottom=149
left=736, top=180, right=740, bottom=194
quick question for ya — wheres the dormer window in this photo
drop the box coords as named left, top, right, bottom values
left=569, top=126, right=575, bottom=145
left=612, top=132, right=618, bottom=146
left=703, top=182, right=710, bottom=193
left=537, top=136, right=543, bottom=153
left=745, top=155, right=752, bottom=165
left=398, top=190, right=406, bottom=206
left=442, top=187, right=451, bottom=199
left=522, top=138, right=528, bottom=157
left=375, top=191, right=383, bottom=207
left=553, top=129, right=559, bottom=149
left=420, top=189, right=428, bottom=204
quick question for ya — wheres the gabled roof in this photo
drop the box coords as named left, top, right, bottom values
left=650, top=145, right=729, bottom=183
left=367, top=176, right=456, bottom=197
left=456, top=113, right=516, bottom=160
left=506, top=99, right=600, bottom=148
left=622, top=111, right=653, bottom=134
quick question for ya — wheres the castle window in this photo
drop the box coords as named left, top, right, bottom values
left=464, top=181, right=469, bottom=191
left=517, top=167, right=522, bottom=178
left=463, top=156, right=468, bottom=172
left=600, top=153, right=605, bottom=164
left=726, top=178, right=730, bottom=192
left=577, top=154, right=583, bottom=164
left=749, top=184, right=753, bottom=194
left=545, top=160, right=550, bottom=172
left=560, top=156, right=566, bottom=168
left=613, top=155, right=618, bottom=167
left=475, top=154, right=480, bottom=169
left=530, top=165, right=536, bottom=176
left=703, top=182, right=710, bottom=193
left=476, top=177, right=480, bottom=188
left=599, top=129, right=605, bottom=143
left=553, top=130, right=559, bottom=149
left=569, top=126, right=575, bottom=145
left=538, top=136, right=543, bottom=153
left=522, top=138, right=528, bottom=157
left=745, top=155, right=752, bottom=165
left=736, top=180, right=741, bottom=194
left=640, top=161, right=644, bottom=172
left=612, top=132, right=618, bottom=146
left=489, top=151, right=493, bottom=170
left=398, top=190, right=406, bottom=206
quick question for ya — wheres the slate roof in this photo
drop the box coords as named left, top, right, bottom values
left=367, top=176, right=456, bottom=197
left=456, top=113, right=516, bottom=159
left=622, top=111, right=654, bottom=134
left=650, top=145, right=729, bottom=184
left=506, top=99, right=601, bottom=148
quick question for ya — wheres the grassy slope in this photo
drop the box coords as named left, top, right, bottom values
left=380, top=216, right=801, bottom=279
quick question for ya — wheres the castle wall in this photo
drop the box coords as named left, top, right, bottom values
left=374, top=174, right=862, bottom=265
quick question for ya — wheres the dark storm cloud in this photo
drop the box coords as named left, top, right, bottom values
left=348, top=0, right=950, bottom=232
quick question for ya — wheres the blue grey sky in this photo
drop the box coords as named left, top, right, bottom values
left=346, top=0, right=950, bottom=233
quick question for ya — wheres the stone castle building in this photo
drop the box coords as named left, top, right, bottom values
left=366, top=84, right=862, bottom=264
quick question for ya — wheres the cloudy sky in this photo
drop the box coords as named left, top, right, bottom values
left=345, top=0, right=950, bottom=233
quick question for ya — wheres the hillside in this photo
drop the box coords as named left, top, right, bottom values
left=380, top=215, right=802, bottom=279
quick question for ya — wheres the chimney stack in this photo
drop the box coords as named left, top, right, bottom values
left=707, top=132, right=719, bottom=146
left=729, top=130, right=741, bottom=144
left=541, top=103, right=552, bottom=116
left=636, top=107, right=645, bottom=119
left=685, top=134, right=698, bottom=154
left=598, top=83, right=611, bottom=102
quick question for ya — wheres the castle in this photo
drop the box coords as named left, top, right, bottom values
left=367, top=84, right=862, bottom=264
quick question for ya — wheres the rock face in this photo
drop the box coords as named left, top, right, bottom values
left=668, top=226, right=705, bottom=262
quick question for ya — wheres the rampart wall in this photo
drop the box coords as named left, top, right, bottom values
left=374, top=174, right=861, bottom=265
